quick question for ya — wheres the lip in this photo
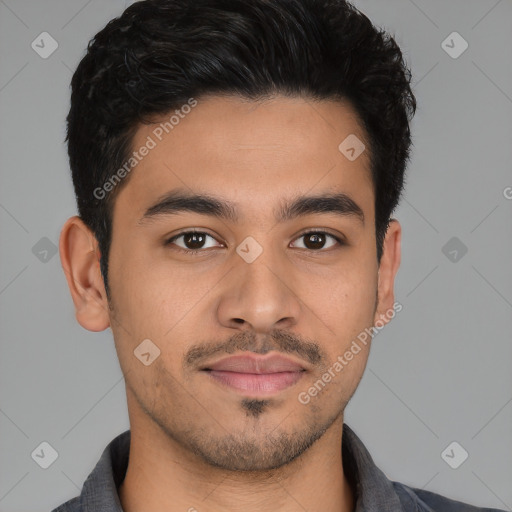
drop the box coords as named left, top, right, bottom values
left=201, top=353, right=306, bottom=373
left=200, top=353, right=307, bottom=396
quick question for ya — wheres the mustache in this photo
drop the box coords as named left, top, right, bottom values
left=183, top=329, right=324, bottom=370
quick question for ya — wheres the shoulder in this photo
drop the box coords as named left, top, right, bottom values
left=50, top=496, right=81, bottom=512
left=392, top=481, right=507, bottom=512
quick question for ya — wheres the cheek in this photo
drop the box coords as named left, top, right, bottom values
left=305, top=262, right=377, bottom=382
left=108, top=229, right=378, bottom=340
left=110, top=254, right=223, bottom=351
left=313, top=264, right=377, bottom=327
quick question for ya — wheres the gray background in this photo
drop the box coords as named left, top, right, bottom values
left=0, top=0, right=511, bottom=510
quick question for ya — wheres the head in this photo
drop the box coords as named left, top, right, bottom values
left=60, top=0, right=415, bottom=472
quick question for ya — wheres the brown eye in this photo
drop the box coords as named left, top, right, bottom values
left=290, top=231, right=343, bottom=251
left=165, top=231, right=222, bottom=254
left=164, top=229, right=344, bottom=255
left=180, top=232, right=208, bottom=250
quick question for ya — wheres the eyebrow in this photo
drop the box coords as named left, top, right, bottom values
left=137, top=188, right=365, bottom=226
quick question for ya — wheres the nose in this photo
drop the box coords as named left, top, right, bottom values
left=216, top=248, right=301, bottom=333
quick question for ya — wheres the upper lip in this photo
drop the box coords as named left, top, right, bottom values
left=201, top=353, right=307, bottom=374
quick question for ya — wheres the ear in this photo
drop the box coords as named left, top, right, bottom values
left=59, top=216, right=111, bottom=332
left=373, top=219, right=401, bottom=327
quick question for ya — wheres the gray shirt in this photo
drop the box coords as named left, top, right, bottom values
left=51, top=423, right=506, bottom=512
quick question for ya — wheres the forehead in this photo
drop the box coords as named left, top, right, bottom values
left=113, top=95, right=374, bottom=225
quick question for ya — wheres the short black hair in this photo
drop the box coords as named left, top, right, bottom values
left=66, top=0, right=416, bottom=299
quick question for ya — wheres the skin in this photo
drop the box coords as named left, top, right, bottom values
left=59, top=94, right=401, bottom=512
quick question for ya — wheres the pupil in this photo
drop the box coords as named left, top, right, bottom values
left=305, top=233, right=324, bottom=249
left=185, top=233, right=205, bottom=249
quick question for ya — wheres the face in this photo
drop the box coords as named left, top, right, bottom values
left=61, top=94, right=401, bottom=472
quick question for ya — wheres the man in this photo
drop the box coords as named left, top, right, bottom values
left=54, top=0, right=505, bottom=511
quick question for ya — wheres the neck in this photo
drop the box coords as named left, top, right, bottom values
left=118, top=415, right=355, bottom=512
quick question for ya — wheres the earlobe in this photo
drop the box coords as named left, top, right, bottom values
left=59, top=216, right=111, bottom=332
left=373, top=219, right=401, bottom=327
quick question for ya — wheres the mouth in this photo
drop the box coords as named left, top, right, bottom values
left=200, top=352, right=307, bottom=396
left=201, top=369, right=305, bottom=395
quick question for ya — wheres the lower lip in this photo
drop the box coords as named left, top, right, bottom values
left=203, top=370, right=305, bottom=395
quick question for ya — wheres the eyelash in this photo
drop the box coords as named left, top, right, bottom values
left=164, top=229, right=345, bottom=255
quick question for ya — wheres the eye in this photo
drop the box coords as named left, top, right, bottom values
left=164, top=230, right=223, bottom=255
left=290, top=231, right=344, bottom=251
left=165, top=229, right=344, bottom=255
